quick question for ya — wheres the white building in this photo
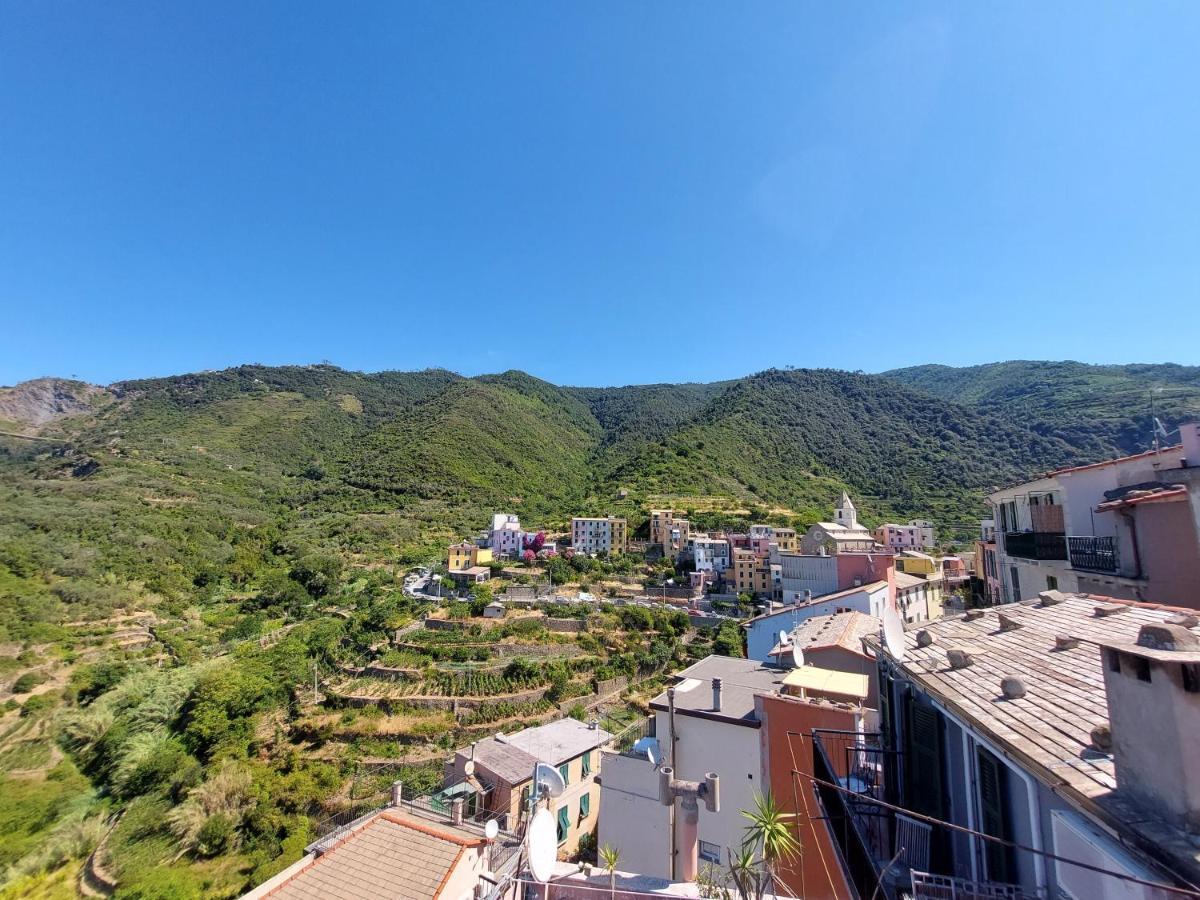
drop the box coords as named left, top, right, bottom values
left=599, top=658, right=786, bottom=879
left=989, top=431, right=1200, bottom=607
left=908, top=519, right=936, bottom=547
left=688, top=535, right=731, bottom=574
left=571, top=516, right=628, bottom=555
left=489, top=513, right=524, bottom=558
left=799, top=492, right=877, bottom=555
left=742, top=581, right=889, bottom=663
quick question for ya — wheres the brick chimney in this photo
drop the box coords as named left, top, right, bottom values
left=1101, top=623, right=1200, bottom=829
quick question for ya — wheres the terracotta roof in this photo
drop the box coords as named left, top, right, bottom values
left=1095, top=484, right=1187, bottom=512
left=261, top=811, right=482, bottom=900
left=1047, top=444, right=1183, bottom=477
left=789, top=611, right=879, bottom=657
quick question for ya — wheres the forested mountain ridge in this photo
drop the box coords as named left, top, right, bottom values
left=884, top=360, right=1200, bottom=457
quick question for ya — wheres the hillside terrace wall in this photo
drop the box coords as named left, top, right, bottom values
left=325, top=684, right=550, bottom=713
left=544, top=617, right=586, bottom=633
left=392, top=641, right=582, bottom=659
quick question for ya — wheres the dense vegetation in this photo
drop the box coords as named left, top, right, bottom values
left=885, top=361, right=1200, bottom=458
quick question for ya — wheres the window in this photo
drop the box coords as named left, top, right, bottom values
left=578, top=792, right=590, bottom=821
left=559, top=762, right=570, bottom=786
left=1046, top=575, right=1058, bottom=590
left=699, top=841, right=721, bottom=864
left=557, top=805, right=570, bottom=844
left=581, top=751, right=591, bottom=777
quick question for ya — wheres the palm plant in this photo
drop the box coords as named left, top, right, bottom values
left=738, top=791, right=800, bottom=898
left=599, top=843, right=620, bottom=899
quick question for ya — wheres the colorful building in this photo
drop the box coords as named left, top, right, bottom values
left=731, top=547, right=773, bottom=597
left=649, top=509, right=690, bottom=558
left=448, top=541, right=493, bottom=571
left=488, top=513, right=524, bottom=558
left=571, top=516, right=628, bottom=555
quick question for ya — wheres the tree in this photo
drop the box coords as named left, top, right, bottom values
left=732, top=791, right=800, bottom=899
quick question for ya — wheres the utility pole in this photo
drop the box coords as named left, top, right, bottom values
left=312, top=663, right=319, bottom=703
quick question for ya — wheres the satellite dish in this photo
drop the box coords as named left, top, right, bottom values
left=778, top=629, right=791, bottom=647
left=464, top=759, right=476, bottom=777
left=534, top=762, right=565, bottom=799
left=484, top=819, right=499, bottom=840
left=882, top=606, right=906, bottom=661
left=791, top=643, right=805, bottom=668
left=526, top=808, right=556, bottom=883
left=631, top=736, right=660, bottom=766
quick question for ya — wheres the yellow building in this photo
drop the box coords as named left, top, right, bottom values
left=448, top=541, right=493, bottom=571
left=732, top=548, right=773, bottom=597
left=649, top=509, right=690, bottom=557
left=771, top=527, right=798, bottom=552
left=895, top=551, right=938, bottom=576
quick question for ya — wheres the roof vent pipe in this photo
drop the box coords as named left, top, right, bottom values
left=712, top=678, right=723, bottom=713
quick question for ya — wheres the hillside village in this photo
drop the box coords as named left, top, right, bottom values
left=2, top=374, right=1200, bottom=900
left=243, top=422, right=1200, bottom=900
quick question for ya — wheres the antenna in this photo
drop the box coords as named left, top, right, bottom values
left=533, top=762, right=565, bottom=799
left=484, top=819, right=499, bottom=841
left=778, top=628, right=791, bottom=647
left=632, top=736, right=660, bottom=766
left=526, top=807, right=556, bottom=882
left=464, top=759, right=476, bottom=777
left=882, top=605, right=906, bottom=661
left=791, top=643, right=805, bottom=668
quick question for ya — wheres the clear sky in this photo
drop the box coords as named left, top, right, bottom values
left=2, top=3, right=1199, bottom=387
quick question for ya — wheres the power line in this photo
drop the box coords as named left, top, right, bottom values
left=784, top=754, right=1200, bottom=897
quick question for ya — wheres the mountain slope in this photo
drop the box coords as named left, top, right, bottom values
left=595, top=369, right=1083, bottom=530
left=884, top=361, right=1200, bottom=456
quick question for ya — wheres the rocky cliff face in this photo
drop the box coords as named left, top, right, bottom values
left=0, top=378, right=110, bottom=429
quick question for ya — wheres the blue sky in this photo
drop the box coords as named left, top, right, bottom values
left=2, top=3, right=1199, bottom=387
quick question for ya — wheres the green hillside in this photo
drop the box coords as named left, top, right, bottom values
left=884, top=361, right=1200, bottom=456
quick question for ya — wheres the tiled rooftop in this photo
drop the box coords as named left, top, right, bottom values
left=649, top=656, right=786, bottom=725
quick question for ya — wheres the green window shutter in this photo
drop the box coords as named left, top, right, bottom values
left=579, top=792, right=591, bottom=820
left=582, top=752, right=592, bottom=776
left=559, top=762, right=570, bottom=786
left=905, top=700, right=944, bottom=818
left=977, top=748, right=1013, bottom=883
left=557, top=805, right=570, bottom=844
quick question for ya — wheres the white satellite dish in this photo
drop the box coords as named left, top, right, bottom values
left=484, top=819, right=499, bottom=840
left=791, top=643, right=805, bottom=668
left=534, top=762, right=565, bottom=799
left=778, top=628, right=791, bottom=647
left=882, top=606, right=906, bottom=661
left=526, top=807, right=556, bottom=883
left=631, top=736, right=660, bottom=766
left=464, top=759, right=476, bottom=777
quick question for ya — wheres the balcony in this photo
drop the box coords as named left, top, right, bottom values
left=812, top=729, right=903, bottom=899
left=1002, top=531, right=1067, bottom=561
left=1067, top=535, right=1119, bottom=574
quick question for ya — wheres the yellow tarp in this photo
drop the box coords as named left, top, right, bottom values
left=782, top=665, right=869, bottom=700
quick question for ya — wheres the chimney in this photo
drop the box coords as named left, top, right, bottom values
left=391, top=781, right=403, bottom=806
left=712, top=677, right=723, bottom=712
left=1181, top=421, right=1200, bottom=467
left=451, top=796, right=465, bottom=826
left=1101, top=623, right=1200, bottom=829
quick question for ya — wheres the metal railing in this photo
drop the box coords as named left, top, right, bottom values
left=1002, top=531, right=1067, bottom=561
left=910, top=871, right=1039, bottom=900
left=1068, top=535, right=1119, bottom=573
left=812, top=730, right=902, bottom=900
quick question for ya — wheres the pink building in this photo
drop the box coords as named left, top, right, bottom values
left=872, top=523, right=924, bottom=551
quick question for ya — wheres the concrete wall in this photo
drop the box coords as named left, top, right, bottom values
left=778, top=553, right=837, bottom=600
left=597, top=751, right=672, bottom=879
left=654, top=709, right=762, bottom=865
left=746, top=586, right=883, bottom=663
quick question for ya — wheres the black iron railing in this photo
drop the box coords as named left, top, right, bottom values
left=1068, top=535, right=1119, bottom=573
left=1002, top=531, right=1067, bottom=561
left=812, top=730, right=902, bottom=900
